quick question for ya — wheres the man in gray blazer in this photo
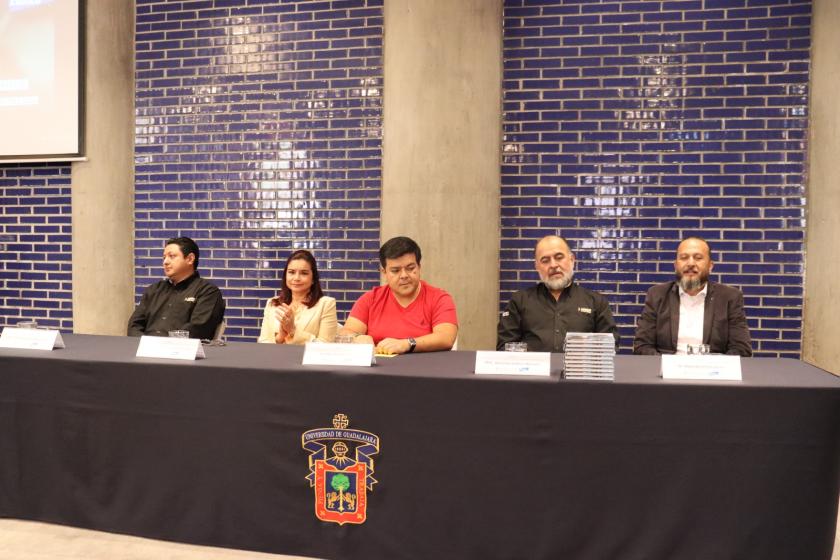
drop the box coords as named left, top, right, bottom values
left=633, top=237, right=752, bottom=356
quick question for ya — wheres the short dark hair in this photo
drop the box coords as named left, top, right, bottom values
left=271, top=249, right=325, bottom=308
left=166, top=237, right=200, bottom=269
left=679, top=236, right=713, bottom=261
left=379, top=236, right=421, bottom=268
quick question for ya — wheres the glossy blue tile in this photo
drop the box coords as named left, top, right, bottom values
left=133, top=0, right=384, bottom=340
left=501, top=1, right=809, bottom=357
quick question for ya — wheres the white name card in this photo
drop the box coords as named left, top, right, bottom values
left=474, top=351, right=552, bottom=377
left=0, top=327, right=65, bottom=351
left=302, top=342, right=375, bottom=367
left=661, top=354, right=742, bottom=381
left=136, top=335, right=205, bottom=361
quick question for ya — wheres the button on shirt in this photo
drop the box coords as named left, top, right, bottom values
left=497, top=282, right=618, bottom=352
left=676, top=284, right=707, bottom=354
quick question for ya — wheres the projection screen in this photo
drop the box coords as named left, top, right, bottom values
left=0, top=0, right=84, bottom=161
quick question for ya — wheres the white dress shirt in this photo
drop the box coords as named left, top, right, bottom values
left=676, top=284, right=707, bottom=355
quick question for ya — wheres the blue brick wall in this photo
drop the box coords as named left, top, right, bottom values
left=501, top=0, right=810, bottom=357
left=0, top=164, right=73, bottom=330
left=134, top=0, right=383, bottom=341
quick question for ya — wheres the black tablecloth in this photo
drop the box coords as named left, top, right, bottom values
left=1, top=334, right=838, bottom=559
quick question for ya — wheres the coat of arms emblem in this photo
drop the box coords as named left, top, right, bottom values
left=301, top=413, right=380, bottom=525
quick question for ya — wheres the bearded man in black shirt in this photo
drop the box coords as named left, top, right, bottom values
left=497, top=235, right=617, bottom=352
left=127, top=237, right=225, bottom=340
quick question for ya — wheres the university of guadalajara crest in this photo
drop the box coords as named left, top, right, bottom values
left=301, top=413, right=380, bottom=525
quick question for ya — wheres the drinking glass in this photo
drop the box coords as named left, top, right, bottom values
left=687, top=343, right=710, bottom=355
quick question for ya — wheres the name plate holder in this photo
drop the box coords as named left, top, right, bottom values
left=136, top=335, right=205, bottom=361
left=302, top=342, right=375, bottom=367
left=474, top=351, right=551, bottom=377
left=660, top=354, right=742, bottom=381
left=0, top=327, right=65, bottom=351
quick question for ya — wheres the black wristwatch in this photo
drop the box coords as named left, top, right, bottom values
left=407, top=338, right=417, bottom=353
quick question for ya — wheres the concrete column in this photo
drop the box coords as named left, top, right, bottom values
left=382, top=0, right=502, bottom=351
left=803, top=0, right=840, bottom=375
left=804, top=5, right=840, bottom=551
left=70, top=0, right=135, bottom=334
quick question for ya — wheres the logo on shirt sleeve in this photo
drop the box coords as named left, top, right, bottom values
left=578, top=307, right=592, bottom=314
left=184, top=297, right=196, bottom=303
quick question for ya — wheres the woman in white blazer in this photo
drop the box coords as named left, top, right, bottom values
left=258, top=250, right=337, bottom=344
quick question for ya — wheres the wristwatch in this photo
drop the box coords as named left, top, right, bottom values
left=407, top=338, right=417, bottom=353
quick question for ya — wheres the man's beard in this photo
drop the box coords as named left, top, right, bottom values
left=542, top=271, right=573, bottom=292
left=676, top=270, right=709, bottom=293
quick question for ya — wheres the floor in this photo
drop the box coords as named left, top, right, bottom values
left=0, top=520, right=318, bottom=560
left=0, top=515, right=837, bottom=559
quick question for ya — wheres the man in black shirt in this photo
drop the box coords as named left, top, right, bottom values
left=127, top=237, right=225, bottom=340
left=497, top=235, right=617, bottom=352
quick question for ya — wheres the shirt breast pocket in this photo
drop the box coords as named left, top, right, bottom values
left=170, top=298, right=197, bottom=322
left=576, top=306, right=595, bottom=329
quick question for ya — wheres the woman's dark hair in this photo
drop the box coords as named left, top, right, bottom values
left=271, top=250, right=324, bottom=308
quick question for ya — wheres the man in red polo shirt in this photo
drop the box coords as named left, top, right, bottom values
left=339, top=236, right=458, bottom=355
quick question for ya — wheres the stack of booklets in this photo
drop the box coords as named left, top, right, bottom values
left=563, top=332, right=615, bottom=381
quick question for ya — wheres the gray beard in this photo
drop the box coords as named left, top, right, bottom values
left=677, top=274, right=707, bottom=293
left=543, top=272, right=573, bottom=292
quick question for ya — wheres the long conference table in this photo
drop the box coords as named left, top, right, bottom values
left=0, top=334, right=838, bottom=560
